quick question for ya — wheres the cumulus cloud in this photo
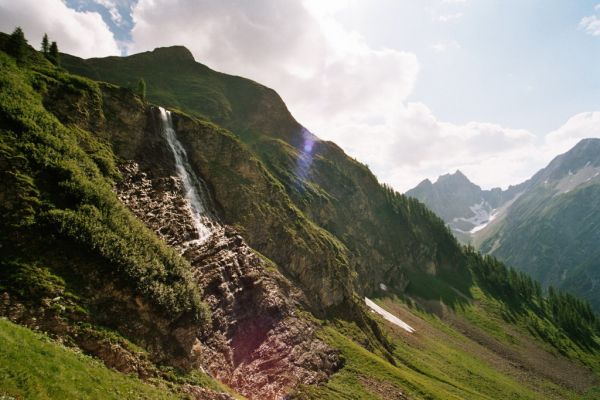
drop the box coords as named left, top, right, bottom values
left=0, top=0, right=119, bottom=57
left=545, top=112, right=600, bottom=150
left=310, top=100, right=543, bottom=190
left=127, top=0, right=598, bottom=192
left=130, top=0, right=418, bottom=114
left=434, top=13, right=464, bottom=23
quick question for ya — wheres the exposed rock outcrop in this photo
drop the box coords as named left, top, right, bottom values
left=116, top=161, right=342, bottom=399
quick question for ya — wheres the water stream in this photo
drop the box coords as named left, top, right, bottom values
left=158, top=106, right=213, bottom=244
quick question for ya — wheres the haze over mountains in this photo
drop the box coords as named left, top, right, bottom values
left=408, top=138, right=600, bottom=311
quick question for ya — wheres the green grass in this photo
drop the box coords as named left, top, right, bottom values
left=293, top=294, right=599, bottom=400
left=0, top=47, right=209, bottom=324
left=0, top=318, right=182, bottom=400
left=293, top=326, right=467, bottom=400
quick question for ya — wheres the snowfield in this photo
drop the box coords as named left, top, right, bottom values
left=365, top=297, right=415, bottom=333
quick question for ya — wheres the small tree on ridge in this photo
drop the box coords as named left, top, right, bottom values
left=8, top=27, right=28, bottom=63
left=48, top=41, right=60, bottom=66
left=41, top=33, right=49, bottom=55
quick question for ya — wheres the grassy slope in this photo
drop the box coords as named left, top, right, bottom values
left=0, top=48, right=207, bottom=323
left=0, top=40, right=244, bottom=399
left=293, top=293, right=600, bottom=400
left=0, top=318, right=181, bottom=400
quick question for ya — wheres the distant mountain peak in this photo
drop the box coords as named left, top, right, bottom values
left=570, top=137, right=600, bottom=155
left=574, top=137, right=600, bottom=146
left=560, top=137, right=600, bottom=159
left=436, top=169, right=473, bottom=186
left=536, top=137, right=600, bottom=183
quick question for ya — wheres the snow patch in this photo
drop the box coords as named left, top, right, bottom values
left=379, top=283, right=388, bottom=291
left=365, top=298, right=415, bottom=333
left=450, top=200, right=496, bottom=234
left=470, top=209, right=499, bottom=234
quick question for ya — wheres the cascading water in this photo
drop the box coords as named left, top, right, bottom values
left=158, top=106, right=213, bottom=244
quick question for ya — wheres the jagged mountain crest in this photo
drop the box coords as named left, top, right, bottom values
left=407, top=169, right=509, bottom=239
left=408, top=137, right=600, bottom=312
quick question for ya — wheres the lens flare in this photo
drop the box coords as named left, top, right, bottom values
left=295, top=127, right=316, bottom=189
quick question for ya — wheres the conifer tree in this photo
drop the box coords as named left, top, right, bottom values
left=8, top=27, right=28, bottom=63
left=48, top=41, right=60, bottom=66
left=137, top=78, right=147, bottom=100
left=41, top=33, right=49, bottom=55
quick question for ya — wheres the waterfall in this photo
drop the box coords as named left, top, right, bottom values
left=158, top=106, right=213, bottom=244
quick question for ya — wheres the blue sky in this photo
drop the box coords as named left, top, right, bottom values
left=385, top=0, right=600, bottom=134
left=1, top=0, right=599, bottom=190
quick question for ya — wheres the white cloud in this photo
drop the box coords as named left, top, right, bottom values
left=129, top=0, right=419, bottom=133
left=127, top=0, right=598, bottom=192
left=0, top=0, right=119, bottom=57
left=93, top=0, right=124, bottom=26
left=434, top=12, right=464, bottom=23
left=311, top=100, right=544, bottom=190
left=580, top=15, right=600, bottom=36
left=545, top=112, right=600, bottom=150
left=580, top=4, right=600, bottom=36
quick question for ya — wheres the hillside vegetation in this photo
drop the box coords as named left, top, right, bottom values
left=0, top=318, right=182, bottom=400
left=0, top=30, right=598, bottom=399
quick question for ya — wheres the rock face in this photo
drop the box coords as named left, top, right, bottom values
left=116, top=161, right=341, bottom=399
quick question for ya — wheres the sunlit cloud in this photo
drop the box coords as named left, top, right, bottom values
left=0, top=0, right=120, bottom=57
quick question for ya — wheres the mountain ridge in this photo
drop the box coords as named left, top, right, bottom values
left=408, top=137, right=600, bottom=311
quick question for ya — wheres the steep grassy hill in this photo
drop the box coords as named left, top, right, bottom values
left=61, top=48, right=470, bottom=302
left=0, top=318, right=212, bottom=400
